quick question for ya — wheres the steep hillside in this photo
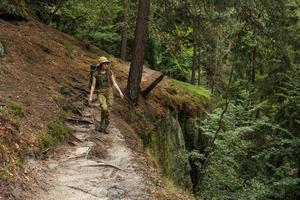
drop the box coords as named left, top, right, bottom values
left=0, top=18, right=210, bottom=199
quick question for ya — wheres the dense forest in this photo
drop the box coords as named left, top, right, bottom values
left=1, top=0, right=299, bottom=199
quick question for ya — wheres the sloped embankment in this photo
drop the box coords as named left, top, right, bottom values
left=123, top=69, right=211, bottom=191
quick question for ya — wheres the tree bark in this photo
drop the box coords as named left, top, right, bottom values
left=251, top=45, right=256, bottom=84
left=126, top=0, right=150, bottom=105
left=191, top=17, right=198, bottom=85
left=48, top=0, right=64, bottom=25
left=186, top=0, right=202, bottom=85
left=197, top=53, right=201, bottom=85
left=249, top=29, right=256, bottom=84
left=120, top=0, right=129, bottom=61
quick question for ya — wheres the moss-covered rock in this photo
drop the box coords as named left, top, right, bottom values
left=180, top=117, right=211, bottom=152
left=163, top=79, right=210, bottom=108
left=149, top=111, right=193, bottom=189
left=179, top=116, right=212, bottom=188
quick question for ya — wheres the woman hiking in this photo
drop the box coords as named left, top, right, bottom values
left=88, top=56, right=124, bottom=134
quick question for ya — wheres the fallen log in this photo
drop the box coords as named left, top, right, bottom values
left=66, top=185, right=99, bottom=198
left=141, top=74, right=165, bottom=99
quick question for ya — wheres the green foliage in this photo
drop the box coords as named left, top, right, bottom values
left=38, top=132, right=55, bottom=148
left=164, top=79, right=211, bottom=107
left=2, top=0, right=298, bottom=198
left=59, top=37, right=74, bottom=48
left=0, top=0, right=30, bottom=21
left=48, top=120, right=74, bottom=142
left=0, top=167, right=13, bottom=182
left=8, top=101, right=25, bottom=117
left=151, top=111, right=191, bottom=188
left=197, top=83, right=300, bottom=199
left=58, top=109, right=71, bottom=121
left=38, top=119, right=74, bottom=148
left=0, top=66, right=8, bottom=76
left=171, top=79, right=211, bottom=100
left=58, top=0, right=133, bottom=57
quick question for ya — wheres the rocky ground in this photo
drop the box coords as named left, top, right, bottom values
left=29, top=105, right=150, bottom=200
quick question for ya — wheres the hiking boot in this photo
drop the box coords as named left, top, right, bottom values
left=95, top=123, right=102, bottom=132
left=96, top=126, right=108, bottom=134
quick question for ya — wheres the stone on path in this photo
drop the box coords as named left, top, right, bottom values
left=0, top=42, right=5, bottom=57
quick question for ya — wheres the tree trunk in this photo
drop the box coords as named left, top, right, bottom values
left=48, top=0, right=64, bottom=25
left=191, top=17, right=198, bottom=85
left=197, top=52, right=201, bottom=85
left=251, top=45, right=256, bottom=84
left=249, top=29, right=256, bottom=84
left=126, top=0, right=150, bottom=105
left=210, top=25, right=219, bottom=94
left=120, top=0, right=129, bottom=61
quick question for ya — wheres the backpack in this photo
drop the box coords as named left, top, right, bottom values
left=89, top=64, right=99, bottom=89
left=89, top=64, right=113, bottom=89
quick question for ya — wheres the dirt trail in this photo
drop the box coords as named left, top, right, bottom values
left=32, top=106, right=150, bottom=200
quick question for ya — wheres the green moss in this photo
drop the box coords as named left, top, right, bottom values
left=165, top=79, right=211, bottom=106
left=8, top=101, right=25, bottom=117
left=148, top=112, right=192, bottom=188
left=59, top=109, right=71, bottom=121
left=14, top=118, right=22, bottom=129
left=15, top=156, right=25, bottom=169
left=48, top=120, right=74, bottom=141
left=59, top=38, right=74, bottom=48
left=0, top=167, right=13, bottom=182
left=38, top=132, right=55, bottom=148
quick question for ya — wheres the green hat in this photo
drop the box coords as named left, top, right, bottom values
left=99, top=56, right=110, bottom=64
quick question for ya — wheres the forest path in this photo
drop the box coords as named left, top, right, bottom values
left=21, top=65, right=160, bottom=200
left=32, top=106, right=150, bottom=200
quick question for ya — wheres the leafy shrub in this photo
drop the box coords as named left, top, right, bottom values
left=196, top=87, right=299, bottom=200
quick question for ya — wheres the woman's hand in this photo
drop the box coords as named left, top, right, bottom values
left=88, top=97, right=93, bottom=106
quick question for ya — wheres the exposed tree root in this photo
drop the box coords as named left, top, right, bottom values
left=81, top=163, right=126, bottom=172
left=66, top=185, right=100, bottom=198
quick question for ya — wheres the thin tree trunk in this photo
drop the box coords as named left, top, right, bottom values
left=126, top=0, right=150, bottom=105
left=48, top=0, right=64, bottom=25
left=249, top=29, right=256, bottom=84
left=251, top=45, right=256, bottom=84
left=197, top=48, right=201, bottom=85
left=120, top=0, right=129, bottom=61
left=191, top=17, right=198, bottom=85
left=210, top=32, right=218, bottom=94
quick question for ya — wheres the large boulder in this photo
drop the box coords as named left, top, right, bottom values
left=149, top=111, right=193, bottom=189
